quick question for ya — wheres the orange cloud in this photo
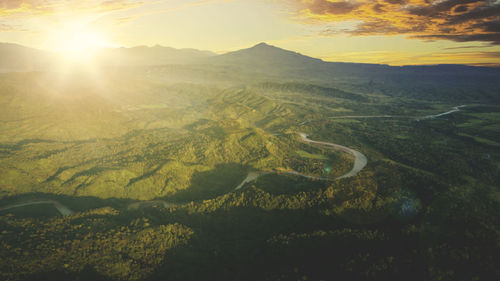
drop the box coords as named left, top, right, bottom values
left=0, top=0, right=149, bottom=32
left=291, top=0, right=500, bottom=44
left=321, top=49, right=500, bottom=66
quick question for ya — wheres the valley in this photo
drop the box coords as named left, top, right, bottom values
left=0, top=43, right=498, bottom=281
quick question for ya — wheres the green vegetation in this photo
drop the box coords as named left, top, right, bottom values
left=0, top=208, right=193, bottom=281
left=0, top=203, right=61, bottom=218
left=0, top=61, right=498, bottom=281
left=295, top=150, right=328, bottom=160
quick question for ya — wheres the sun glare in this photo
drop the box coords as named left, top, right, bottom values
left=46, top=26, right=114, bottom=61
left=42, top=24, right=116, bottom=89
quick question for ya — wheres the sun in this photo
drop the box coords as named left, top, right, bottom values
left=64, top=30, right=107, bottom=57
left=45, top=25, right=114, bottom=61
left=42, top=24, right=117, bottom=87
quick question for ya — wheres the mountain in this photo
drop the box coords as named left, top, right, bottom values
left=213, top=43, right=500, bottom=75
left=209, top=42, right=500, bottom=78
left=204, top=42, right=341, bottom=80
left=0, top=43, right=215, bottom=71
left=97, top=45, right=216, bottom=66
left=211, top=42, right=324, bottom=68
left=0, top=43, right=54, bottom=72
left=0, top=41, right=498, bottom=80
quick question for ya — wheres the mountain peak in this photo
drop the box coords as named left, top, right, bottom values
left=253, top=42, right=272, bottom=48
left=250, top=42, right=282, bottom=51
left=212, top=42, right=324, bottom=69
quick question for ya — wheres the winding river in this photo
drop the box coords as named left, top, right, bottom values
left=236, top=105, right=466, bottom=189
left=0, top=105, right=465, bottom=215
left=324, top=105, right=467, bottom=122
left=234, top=171, right=269, bottom=190
left=299, top=133, right=367, bottom=180
left=417, top=105, right=466, bottom=121
left=232, top=133, right=368, bottom=190
left=0, top=133, right=366, bottom=215
left=0, top=200, right=74, bottom=216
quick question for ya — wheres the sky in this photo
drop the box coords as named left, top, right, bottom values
left=0, top=0, right=499, bottom=66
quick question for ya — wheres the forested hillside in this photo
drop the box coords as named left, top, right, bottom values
left=0, top=43, right=499, bottom=281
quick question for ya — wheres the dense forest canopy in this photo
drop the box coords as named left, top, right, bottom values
left=0, top=42, right=499, bottom=281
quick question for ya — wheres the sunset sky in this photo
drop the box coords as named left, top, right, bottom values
left=0, top=0, right=499, bottom=66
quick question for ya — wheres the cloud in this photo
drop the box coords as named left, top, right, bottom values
left=111, top=0, right=233, bottom=25
left=443, top=44, right=493, bottom=49
left=0, top=23, right=14, bottom=31
left=0, top=0, right=234, bottom=28
left=0, top=0, right=145, bottom=17
left=320, top=49, right=500, bottom=66
left=291, top=0, right=500, bottom=44
left=307, top=1, right=362, bottom=14
left=0, top=20, right=29, bottom=31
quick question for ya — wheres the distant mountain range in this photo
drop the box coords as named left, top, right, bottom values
left=0, top=43, right=55, bottom=72
left=0, top=42, right=216, bottom=71
left=96, top=45, right=216, bottom=66
left=1, top=42, right=499, bottom=77
left=208, top=43, right=500, bottom=81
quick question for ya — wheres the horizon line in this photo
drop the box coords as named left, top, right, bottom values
left=1, top=41, right=499, bottom=68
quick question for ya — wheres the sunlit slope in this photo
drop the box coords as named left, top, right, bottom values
left=0, top=70, right=361, bottom=200
left=0, top=122, right=290, bottom=200
left=0, top=43, right=54, bottom=72
left=205, top=82, right=372, bottom=131
left=0, top=73, right=133, bottom=142
left=0, top=42, right=499, bottom=281
left=0, top=71, right=223, bottom=142
left=207, top=87, right=298, bottom=130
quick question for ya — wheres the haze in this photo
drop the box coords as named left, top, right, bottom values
left=0, top=1, right=499, bottom=281
left=0, top=0, right=499, bottom=66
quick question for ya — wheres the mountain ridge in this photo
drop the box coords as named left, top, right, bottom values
left=96, top=44, right=216, bottom=66
left=210, top=42, right=324, bottom=67
left=0, top=41, right=499, bottom=73
left=0, top=42, right=55, bottom=72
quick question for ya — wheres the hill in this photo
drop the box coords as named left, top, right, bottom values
left=210, top=42, right=324, bottom=67
left=1, top=41, right=499, bottom=80
left=97, top=45, right=215, bottom=66
left=207, top=42, right=500, bottom=81
left=0, top=41, right=499, bottom=281
left=0, top=43, right=54, bottom=72
left=0, top=43, right=215, bottom=71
